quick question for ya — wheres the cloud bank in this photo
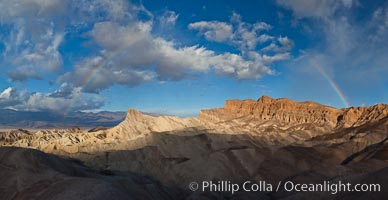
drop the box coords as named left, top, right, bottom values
left=58, top=10, right=292, bottom=93
left=0, top=86, right=104, bottom=113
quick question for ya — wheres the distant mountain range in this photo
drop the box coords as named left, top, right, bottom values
left=0, top=109, right=126, bottom=129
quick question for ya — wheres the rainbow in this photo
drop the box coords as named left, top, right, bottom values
left=313, top=64, right=350, bottom=108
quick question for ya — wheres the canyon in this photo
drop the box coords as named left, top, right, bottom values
left=1, top=96, right=387, bottom=199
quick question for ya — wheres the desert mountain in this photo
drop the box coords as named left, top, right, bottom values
left=0, top=109, right=126, bottom=129
left=1, top=96, right=387, bottom=199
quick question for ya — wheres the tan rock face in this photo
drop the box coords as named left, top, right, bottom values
left=339, top=104, right=388, bottom=127
left=199, top=96, right=388, bottom=129
left=107, top=109, right=202, bottom=140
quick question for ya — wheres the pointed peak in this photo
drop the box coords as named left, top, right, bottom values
left=125, top=109, right=144, bottom=120
left=257, top=95, right=274, bottom=102
left=258, top=95, right=274, bottom=99
left=127, top=108, right=141, bottom=114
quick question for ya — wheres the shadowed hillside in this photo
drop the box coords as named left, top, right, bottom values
left=1, top=96, right=387, bottom=199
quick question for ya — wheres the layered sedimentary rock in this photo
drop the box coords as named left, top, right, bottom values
left=107, top=109, right=203, bottom=140
left=199, top=96, right=388, bottom=129
left=1, top=95, right=387, bottom=199
left=339, top=104, right=388, bottom=127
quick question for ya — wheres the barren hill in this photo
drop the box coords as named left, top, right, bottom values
left=1, top=96, right=387, bottom=199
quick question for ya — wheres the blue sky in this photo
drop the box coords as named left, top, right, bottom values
left=0, top=0, right=387, bottom=116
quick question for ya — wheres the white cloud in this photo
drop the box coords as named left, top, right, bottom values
left=186, top=13, right=292, bottom=80
left=0, top=0, right=66, bottom=19
left=188, top=21, right=233, bottom=42
left=58, top=56, right=156, bottom=93
left=211, top=53, right=273, bottom=79
left=0, top=87, right=27, bottom=108
left=278, top=36, right=294, bottom=50
left=0, top=88, right=13, bottom=99
left=0, top=87, right=28, bottom=107
left=90, top=21, right=153, bottom=52
left=261, top=36, right=294, bottom=52
left=159, top=11, right=179, bottom=25
left=253, top=22, right=272, bottom=31
left=49, top=83, right=75, bottom=99
left=190, top=13, right=276, bottom=51
left=7, top=68, right=43, bottom=81
left=262, top=53, right=291, bottom=63
left=276, top=0, right=355, bottom=19
left=0, top=0, right=65, bottom=81
left=71, top=0, right=148, bottom=22
left=0, top=87, right=105, bottom=113
left=188, top=14, right=276, bottom=51
left=231, top=15, right=274, bottom=51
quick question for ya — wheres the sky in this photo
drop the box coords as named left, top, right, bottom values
left=0, top=0, right=387, bottom=117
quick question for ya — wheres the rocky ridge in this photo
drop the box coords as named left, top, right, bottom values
left=199, top=95, right=387, bottom=128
